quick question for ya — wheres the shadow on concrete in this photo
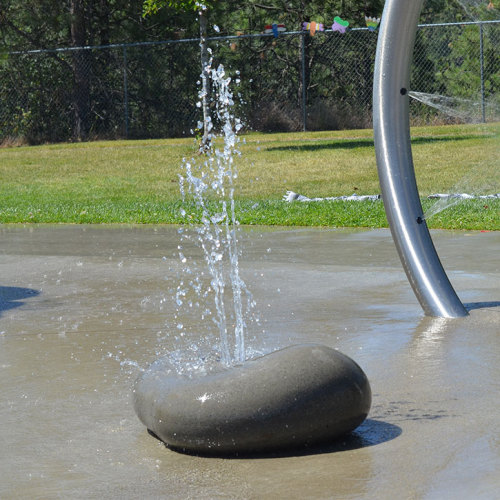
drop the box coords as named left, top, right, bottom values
left=265, top=135, right=480, bottom=153
left=464, top=301, right=500, bottom=311
left=0, top=286, right=40, bottom=316
left=156, top=419, right=402, bottom=459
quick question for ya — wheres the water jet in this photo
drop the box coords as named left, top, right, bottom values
left=134, top=0, right=475, bottom=453
left=133, top=50, right=373, bottom=454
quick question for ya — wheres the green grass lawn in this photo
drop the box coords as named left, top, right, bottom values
left=0, top=123, right=498, bottom=229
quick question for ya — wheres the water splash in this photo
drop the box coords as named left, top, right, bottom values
left=424, top=192, right=474, bottom=220
left=408, top=90, right=499, bottom=221
left=423, top=169, right=499, bottom=220
left=175, top=62, right=257, bottom=367
left=409, top=91, right=500, bottom=123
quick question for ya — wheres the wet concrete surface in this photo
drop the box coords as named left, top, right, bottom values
left=0, top=224, right=498, bottom=499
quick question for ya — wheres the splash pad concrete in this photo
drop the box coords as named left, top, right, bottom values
left=1, top=224, right=499, bottom=498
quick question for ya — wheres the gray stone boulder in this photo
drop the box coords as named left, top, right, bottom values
left=133, top=344, right=371, bottom=455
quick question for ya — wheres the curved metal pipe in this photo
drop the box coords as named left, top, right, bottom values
left=373, top=0, right=468, bottom=317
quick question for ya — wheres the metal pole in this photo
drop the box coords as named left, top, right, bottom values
left=373, top=0, right=468, bottom=318
left=122, top=46, right=130, bottom=139
left=301, top=34, right=307, bottom=132
left=479, top=23, right=486, bottom=123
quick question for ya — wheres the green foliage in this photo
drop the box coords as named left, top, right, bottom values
left=143, top=0, right=214, bottom=16
left=0, top=196, right=497, bottom=230
left=1, top=0, right=497, bottom=143
left=0, top=0, right=481, bottom=50
left=438, top=24, right=500, bottom=102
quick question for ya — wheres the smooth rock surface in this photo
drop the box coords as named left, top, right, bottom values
left=133, top=344, right=371, bottom=454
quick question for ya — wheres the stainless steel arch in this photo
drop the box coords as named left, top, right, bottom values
left=373, top=0, right=468, bottom=318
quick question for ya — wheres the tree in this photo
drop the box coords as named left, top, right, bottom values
left=143, top=0, right=217, bottom=150
left=0, top=0, right=486, bottom=142
left=0, top=0, right=179, bottom=142
left=70, top=0, right=91, bottom=139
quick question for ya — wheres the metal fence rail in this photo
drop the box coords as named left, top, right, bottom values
left=0, top=20, right=498, bottom=143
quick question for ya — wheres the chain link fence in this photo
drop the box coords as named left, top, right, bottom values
left=1, top=20, right=498, bottom=144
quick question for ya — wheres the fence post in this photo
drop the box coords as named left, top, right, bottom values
left=479, top=23, right=486, bottom=123
left=301, top=34, right=307, bottom=132
left=122, top=46, right=130, bottom=138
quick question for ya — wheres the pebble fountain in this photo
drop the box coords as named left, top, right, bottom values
left=133, top=59, right=372, bottom=454
left=133, top=0, right=470, bottom=455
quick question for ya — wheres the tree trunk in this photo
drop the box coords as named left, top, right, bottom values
left=300, top=35, right=312, bottom=130
left=70, top=0, right=90, bottom=140
left=98, top=0, right=111, bottom=46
